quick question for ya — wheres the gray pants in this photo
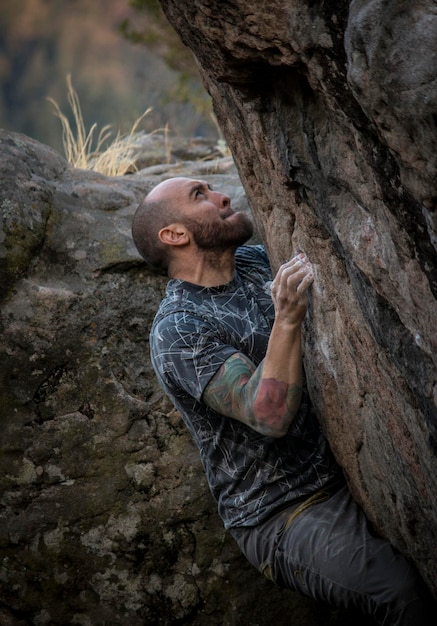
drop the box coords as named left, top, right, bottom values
left=230, top=485, right=435, bottom=625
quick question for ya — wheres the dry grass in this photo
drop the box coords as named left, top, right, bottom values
left=48, top=75, right=152, bottom=176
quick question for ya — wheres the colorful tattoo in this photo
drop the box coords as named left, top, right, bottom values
left=203, top=352, right=254, bottom=415
left=203, top=353, right=302, bottom=436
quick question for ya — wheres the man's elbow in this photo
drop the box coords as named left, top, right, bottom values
left=270, top=425, right=290, bottom=438
left=250, top=407, right=293, bottom=438
left=261, top=422, right=290, bottom=438
left=251, top=381, right=299, bottom=437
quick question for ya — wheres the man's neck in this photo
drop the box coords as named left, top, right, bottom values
left=168, top=248, right=236, bottom=287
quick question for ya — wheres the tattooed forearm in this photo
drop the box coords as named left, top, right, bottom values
left=253, top=378, right=302, bottom=434
left=203, top=353, right=302, bottom=436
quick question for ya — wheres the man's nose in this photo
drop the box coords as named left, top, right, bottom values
left=216, top=192, right=230, bottom=207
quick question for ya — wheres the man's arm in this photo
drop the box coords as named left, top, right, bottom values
left=203, top=254, right=313, bottom=438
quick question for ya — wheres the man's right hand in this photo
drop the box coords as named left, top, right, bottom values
left=270, top=253, right=314, bottom=327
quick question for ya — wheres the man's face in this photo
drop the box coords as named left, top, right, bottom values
left=150, top=177, right=254, bottom=250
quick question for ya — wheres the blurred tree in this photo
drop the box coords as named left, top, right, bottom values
left=121, top=0, right=196, bottom=73
left=120, top=0, right=213, bottom=126
left=0, top=0, right=217, bottom=152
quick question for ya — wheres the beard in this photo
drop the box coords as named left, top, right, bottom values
left=184, top=212, right=254, bottom=251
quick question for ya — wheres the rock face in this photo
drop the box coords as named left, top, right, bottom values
left=158, top=0, right=437, bottom=594
left=1, top=130, right=351, bottom=625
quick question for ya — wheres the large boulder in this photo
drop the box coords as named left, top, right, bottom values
left=1, top=130, right=359, bottom=625
left=158, top=0, right=437, bottom=593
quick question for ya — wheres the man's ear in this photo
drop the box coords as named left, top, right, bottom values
left=158, top=223, right=190, bottom=247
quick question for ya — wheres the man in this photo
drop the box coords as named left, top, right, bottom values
left=132, top=177, right=434, bottom=624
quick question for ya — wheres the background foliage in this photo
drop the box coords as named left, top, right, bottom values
left=0, top=0, right=216, bottom=152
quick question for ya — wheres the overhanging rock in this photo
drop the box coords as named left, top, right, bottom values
left=159, top=0, right=437, bottom=592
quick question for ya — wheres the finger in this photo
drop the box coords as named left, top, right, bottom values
left=272, top=256, right=312, bottom=296
left=274, top=257, right=309, bottom=286
left=272, top=270, right=303, bottom=297
left=283, top=261, right=313, bottom=287
left=296, top=270, right=314, bottom=295
left=281, top=254, right=307, bottom=271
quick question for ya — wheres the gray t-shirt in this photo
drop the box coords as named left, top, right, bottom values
left=150, top=245, right=342, bottom=529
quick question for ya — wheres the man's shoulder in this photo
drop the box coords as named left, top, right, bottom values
left=235, top=245, right=272, bottom=280
left=235, top=244, right=269, bottom=265
left=151, top=284, right=212, bottom=334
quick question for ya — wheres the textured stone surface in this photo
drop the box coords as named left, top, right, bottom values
left=159, top=0, right=437, bottom=594
left=1, top=130, right=363, bottom=625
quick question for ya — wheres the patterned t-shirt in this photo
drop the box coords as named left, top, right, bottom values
left=150, top=245, right=342, bottom=529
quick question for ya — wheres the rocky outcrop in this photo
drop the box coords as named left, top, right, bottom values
left=158, top=0, right=437, bottom=594
left=2, top=130, right=356, bottom=625
left=1, top=1, right=436, bottom=621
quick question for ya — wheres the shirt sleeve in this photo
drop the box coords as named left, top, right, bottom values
left=150, top=312, right=238, bottom=402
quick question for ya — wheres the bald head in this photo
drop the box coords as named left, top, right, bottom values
left=146, top=177, right=194, bottom=203
left=131, top=182, right=182, bottom=272
left=132, top=177, right=206, bottom=271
